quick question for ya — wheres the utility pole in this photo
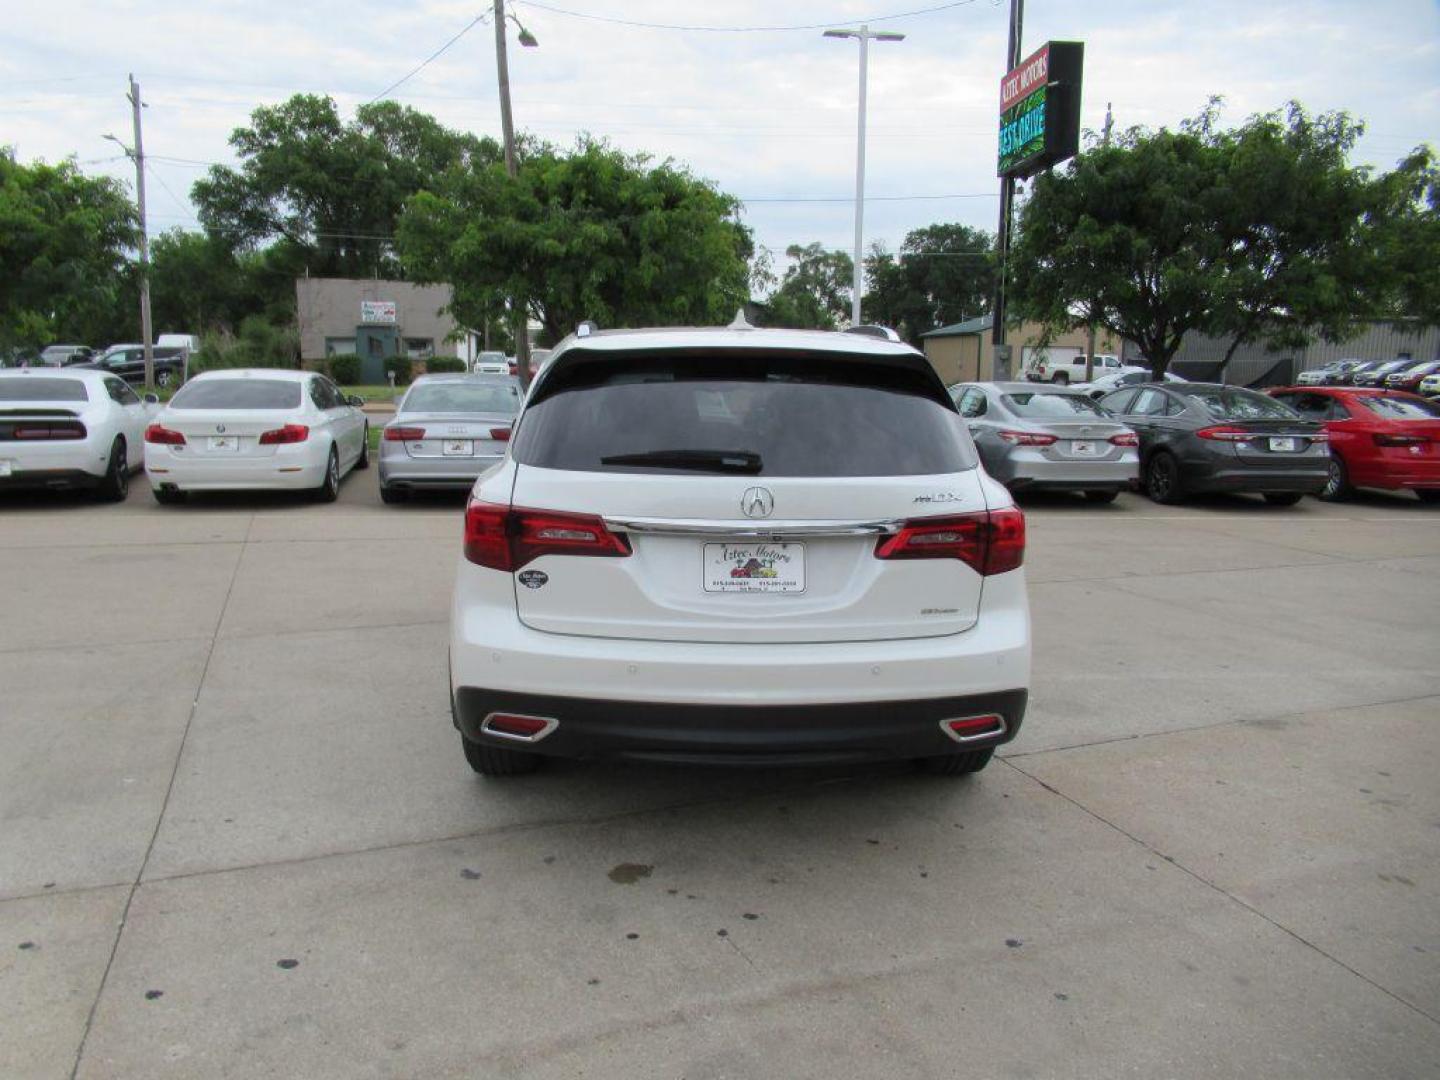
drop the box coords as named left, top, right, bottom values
left=1082, top=102, right=1114, bottom=383
left=825, top=25, right=905, bottom=327
left=493, top=0, right=532, bottom=389
left=124, top=75, right=155, bottom=391
left=990, top=0, right=1023, bottom=380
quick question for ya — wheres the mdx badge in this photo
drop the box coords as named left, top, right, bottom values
left=741, top=487, right=774, bottom=518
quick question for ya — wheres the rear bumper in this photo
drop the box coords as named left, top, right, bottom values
left=379, top=451, right=502, bottom=489
left=990, top=451, right=1139, bottom=491
left=0, top=467, right=103, bottom=491
left=452, top=686, right=1026, bottom=765
left=1182, top=462, right=1329, bottom=494
left=144, top=445, right=326, bottom=491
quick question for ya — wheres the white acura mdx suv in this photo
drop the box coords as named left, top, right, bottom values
left=449, top=324, right=1030, bottom=776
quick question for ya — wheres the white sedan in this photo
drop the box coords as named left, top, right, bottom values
left=0, top=368, right=158, bottom=500
left=1082, top=368, right=1188, bottom=399
left=143, top=369, right=369, bottom=504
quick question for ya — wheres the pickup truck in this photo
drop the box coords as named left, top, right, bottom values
left=1027, top=353, right=1125, bottom=385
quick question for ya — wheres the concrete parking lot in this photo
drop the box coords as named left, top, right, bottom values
left=2, top=475, right=1438, bottom=1079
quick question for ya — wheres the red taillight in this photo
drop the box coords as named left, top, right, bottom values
left=144, top=423, right=185, bottom=445
left=384, top=426, right=425, bottom=441
left=463, top=502, right=632, bottom=571
left=1196, top=425, right=1253, bottom=442
left=489, top=427, right=511, bottom=441
left=13, top=422, right=86, bottom=440
left=874, top=508, right=1025, bottom=576
left=257, top=424, right=309, bottom=445
left=1375, top=433, right=1428, bottom=447
left=997, top=430, right=1058, bottom=446
left=1109, top=432, right=1139, bottom=447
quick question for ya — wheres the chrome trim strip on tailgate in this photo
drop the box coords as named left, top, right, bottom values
left=603, top=516, right=904, bottom=538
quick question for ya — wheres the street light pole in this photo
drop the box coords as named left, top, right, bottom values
left=991, top=0, right=1023, bottom=380
left=492, top=0, right=537, bottom=387
left=825, top=25, right=904, bottom=327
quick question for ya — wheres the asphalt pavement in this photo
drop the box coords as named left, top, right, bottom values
left=2, top=473, right=1438, bottom=1078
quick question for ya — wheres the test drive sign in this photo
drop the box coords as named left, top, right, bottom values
left=998, top=41, right=1083, bottom=179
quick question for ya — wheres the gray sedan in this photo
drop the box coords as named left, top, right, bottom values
left=379, top=374, right=521, bottom=503
left=951, top=382, right=1140, bottom=503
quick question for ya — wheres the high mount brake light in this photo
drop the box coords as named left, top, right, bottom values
left=997, top=430, right=1058, bottom=446
left=464, top=502, right=632, bottom=571
left=258, top=424, right=309, bottom=445
left=874, top=508, right=1025, bottom=576
left=144, top=423, right=185, bottom=445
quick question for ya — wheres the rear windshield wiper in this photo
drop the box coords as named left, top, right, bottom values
left=599, top=448, right=763, bottom=474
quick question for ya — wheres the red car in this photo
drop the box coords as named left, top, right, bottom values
left=1269, top=387, right=1440, bottom=502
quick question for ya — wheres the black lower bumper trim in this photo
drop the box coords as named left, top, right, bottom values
left=0, top=469, right=100, bottom=491
left=452, top=687, right=1027, bottom=765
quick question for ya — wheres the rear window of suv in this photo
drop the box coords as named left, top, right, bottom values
left=513, top=351, right=976, bottom=477
left=168, top=379, right=302, bottom=409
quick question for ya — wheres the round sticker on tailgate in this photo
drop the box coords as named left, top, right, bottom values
left=518, top=570, right=548, bottom=590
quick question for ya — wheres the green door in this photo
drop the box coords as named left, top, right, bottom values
left=356, top=326, right=398, bottom=383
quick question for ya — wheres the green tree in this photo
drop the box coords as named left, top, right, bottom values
left=0, top=150, right=138, bottom=350
left=1009, top=102, right=1400, bottom=378
left=1207, top=104, right=1389, bottom=376
left=1373, top=147, right=1440, bottom=327
left=193, top=95, right=498, bottom=279
left=764, top=243, right=853, bottom=330
left=863, top=223, right=994, bottom=344
left=148, top=228, right=243, bottom=334
left=398, top=139, right=751, bottom=345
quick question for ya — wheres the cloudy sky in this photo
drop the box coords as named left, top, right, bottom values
left=3, top=0, right=1437, bottom=274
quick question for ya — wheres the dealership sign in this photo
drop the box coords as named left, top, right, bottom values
left=360, top=300, right=397, bottom=324
left=998, top=41, right=1084, bottom=178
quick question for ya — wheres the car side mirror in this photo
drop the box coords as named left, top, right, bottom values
left=347, top=395, right=366, bottom=408
left=143, top=393, right=160, bottom=405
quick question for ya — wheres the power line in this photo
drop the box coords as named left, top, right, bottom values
left=515, top=0, right=980, bottom=32
left=367, top=14, right=487, bottom=104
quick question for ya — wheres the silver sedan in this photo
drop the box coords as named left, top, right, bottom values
left=950, top=381, right=1140, bottom=503
left=378, top=374, right=521, bottom=503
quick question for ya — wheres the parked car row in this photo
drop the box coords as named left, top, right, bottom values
left=949, top=378, right=1439, bottom=506
left=1296, top=357, right=1440, bottom=392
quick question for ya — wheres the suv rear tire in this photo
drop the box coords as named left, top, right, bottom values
left=462, top=736, right=542, bottom=776
left=918, top=748, right=994, bottom=776
left=1051, top=372, right=1070, bottom=385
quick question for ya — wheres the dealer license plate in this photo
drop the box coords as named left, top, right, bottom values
left=443, top=439, right=473, bottom=456
left=207, top=436, right=238, bottom=451
left=1069, top=440, right=1098, bottom=456
left=1269, top=437, right=1297, bottom=452
left=703, top=542, right=805, bottom=593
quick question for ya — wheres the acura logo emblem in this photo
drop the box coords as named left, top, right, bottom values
left=741, top=487, right=774, bottom=518
left=215, top=425, right=226, bottom=433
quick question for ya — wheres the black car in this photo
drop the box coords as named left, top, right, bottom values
left=1097, top=383, right=1328, bottom=505
left=91, top=345, right=188, bottom=388
left=1331, top=360, right=1383, bottom=386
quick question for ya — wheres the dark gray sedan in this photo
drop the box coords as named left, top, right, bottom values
left=1097, top=383, right=1328, bottom=505
left=951, top=381, right=1140, bottom=503
left=378, top=374, right=521, bottom=503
